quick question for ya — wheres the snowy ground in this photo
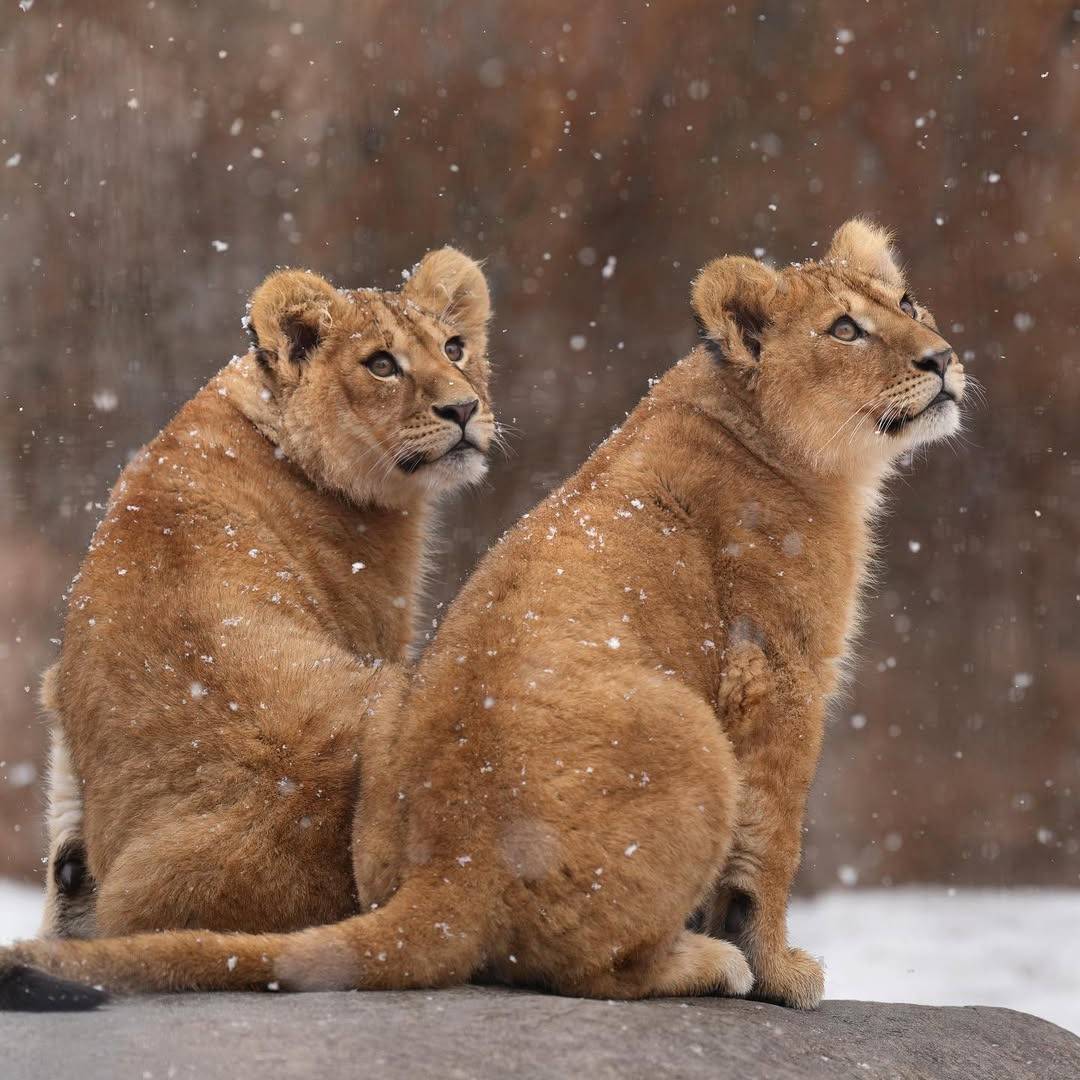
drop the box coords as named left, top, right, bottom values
left=788, top=888, right=1080, bottom=1035
left=0, top=881, right=1076, bottom=1034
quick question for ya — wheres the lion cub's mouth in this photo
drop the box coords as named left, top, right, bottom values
left=398, top=438, right=482, bottom=473
left=877, top=389, right=957, bottom=436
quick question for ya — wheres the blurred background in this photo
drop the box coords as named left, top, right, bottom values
left=1, top=0, right=1078, bottom=1026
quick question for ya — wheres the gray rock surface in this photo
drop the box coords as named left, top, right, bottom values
left=5, top=987, right=1077, bottom=1079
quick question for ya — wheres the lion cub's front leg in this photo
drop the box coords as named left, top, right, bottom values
left=703, top=642, right=826, bottom=1009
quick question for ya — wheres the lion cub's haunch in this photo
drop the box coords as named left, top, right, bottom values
left=40, top=248, right=495, bottom=940
left=8, top=221, right=966, bottom=1010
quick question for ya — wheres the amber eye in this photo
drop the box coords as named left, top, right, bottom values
left=365, top=351, right=398, bottom=378
left=444, top=336, right=465, bottom=363
left=829, top=315, right=862, bottom=342
left=899, top=294, right=917, bottom=318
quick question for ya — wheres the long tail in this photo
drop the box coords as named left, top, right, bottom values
left=0, top=872, right=487, bottom=1010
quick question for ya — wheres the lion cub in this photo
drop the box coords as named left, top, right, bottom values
left=38, top=248, right=495, bottom=940
left=6, top=220, right=965, bottom=1010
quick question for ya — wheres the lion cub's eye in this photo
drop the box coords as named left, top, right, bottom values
left=365, top=351, right=399, bottom=378
left=444, top=336, right=465, bottom=363
left=829, top=315, right=862, bottom=343
left=899, top=294, right=917, bottom=318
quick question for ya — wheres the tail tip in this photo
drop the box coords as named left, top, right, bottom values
left=0, top=963, right=109, bottom=1012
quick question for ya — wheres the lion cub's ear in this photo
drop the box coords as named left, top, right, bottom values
left=827, top=218, right=905, bottom=288
left=691, top=255, right=778, bottom=365
left=403, top=248, right=492, bottom=356
left=247, top=269, right=342, bottom=369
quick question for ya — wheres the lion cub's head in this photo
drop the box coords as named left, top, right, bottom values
left=242, top=248, right=495, bottom=506
left=692, top=219, right=967, bottom=475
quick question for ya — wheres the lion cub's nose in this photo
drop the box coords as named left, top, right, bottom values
left=433, top=399, right=479, bottom=429
left=914, top=347, right=953, bottom=377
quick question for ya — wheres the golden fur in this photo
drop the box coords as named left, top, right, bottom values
left=35, top=248, right=495, bottom=940
left=6, top=220, right=966, bottom=1009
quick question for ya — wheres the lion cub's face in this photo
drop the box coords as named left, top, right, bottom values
left=693, top=219, right=968, bottom=475
left=246, top=249, right=495, bottom=506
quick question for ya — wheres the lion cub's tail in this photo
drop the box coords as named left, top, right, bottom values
left=0, top=872, right=487, bottom=1010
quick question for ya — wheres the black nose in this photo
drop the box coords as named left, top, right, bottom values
left=433, top=399, right=479, bottom=428
left=914, top=347, right=953, bottom=377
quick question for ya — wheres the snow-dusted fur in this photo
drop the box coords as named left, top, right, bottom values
left=4, top=221, right=965, bottom=1009
left=31, top=249, right=496, bottom=941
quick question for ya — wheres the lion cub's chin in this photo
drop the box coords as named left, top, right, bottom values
left=421, top=446, right=489, bottom=494
left=884, top=397, right=962, bottom=456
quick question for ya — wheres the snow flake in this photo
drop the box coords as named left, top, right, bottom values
left=351, top=561, right=366, bottom=573
left=624, top=842, right=639, bottom=857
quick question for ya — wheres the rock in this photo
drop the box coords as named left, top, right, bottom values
left=6, top=988, right=1076, bottom=1079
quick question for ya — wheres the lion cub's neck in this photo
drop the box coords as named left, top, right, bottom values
left=650, top=351, right=890, bottom=527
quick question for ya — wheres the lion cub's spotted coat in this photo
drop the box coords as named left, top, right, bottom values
left=7, top=221, right=965, bottom=1010
left=38, top=248, right=495, bottom=941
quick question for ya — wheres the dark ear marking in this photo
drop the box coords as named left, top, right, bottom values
left=282, top=315, right=322, bottom=364
left=694, top=312, right=727, bottom=363
left=732, top=308, right=764, bottom=361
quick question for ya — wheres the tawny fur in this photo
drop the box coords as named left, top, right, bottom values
left=35, top=248, right=496, bottom=939
left=8, top=220, right=966, bottom=1008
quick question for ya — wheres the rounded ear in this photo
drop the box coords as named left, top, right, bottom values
left=403, top=247, right=492, bottom=355
left=827, top=217, right=906, bottom=288
left=691, top=255, right=778, bottom=365
left=246, top=269, right=342, bottom=369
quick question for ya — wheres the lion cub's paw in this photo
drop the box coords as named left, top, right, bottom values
left=718, top=941, right=755, bottom=998
left=751, top=946, right=824, bottom=1010
left=664, top=934, right=753, bottom=998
